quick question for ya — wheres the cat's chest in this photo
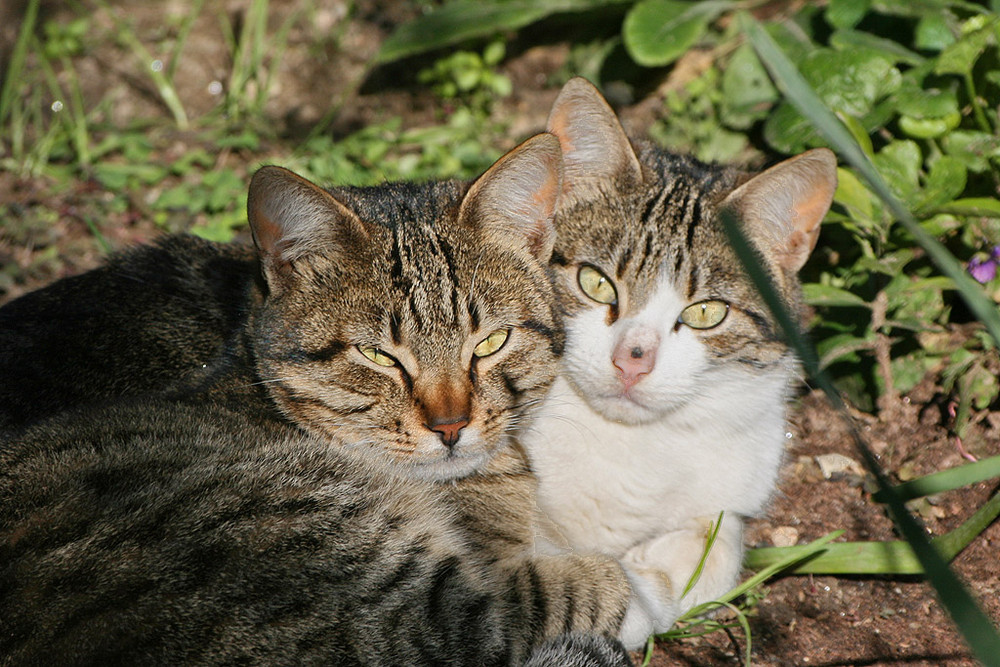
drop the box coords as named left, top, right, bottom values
left=524, top=375, right=787, bottom=554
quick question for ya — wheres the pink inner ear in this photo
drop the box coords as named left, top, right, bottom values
left=251, top=211, right=283, bottom=256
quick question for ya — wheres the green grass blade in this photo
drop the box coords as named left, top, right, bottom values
left=873, top=455, right=1000, bottom=503
left=735, top=15, right=1000, bottom=663
left=681, top=510, right=724, bottom=599
left=745, top=490, right=1000, bottom=574
left=0, top=0, right=40, bottom=127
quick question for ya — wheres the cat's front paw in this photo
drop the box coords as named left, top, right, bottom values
left=623, top=516, right=743, bottom=617
left=617, top=560, right=681, bottom=650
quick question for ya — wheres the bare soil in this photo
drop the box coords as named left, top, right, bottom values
left=2, top=2, right=997, bottom=665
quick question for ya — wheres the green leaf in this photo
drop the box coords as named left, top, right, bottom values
left=825, top=0, right=870, bottom=29
left=934, top=15, right=999, bottom=76
left=377, top=0, right=632, bottom=64
left=720, top=43, right=778, bottom=129
left=941, top=131, right=1000, bottom=173
left=623, top=0, right=731, bottom=67
left=937, top=197, right=1000, bottom=217
left=915, top=13, right=957, bottom=51
left=872, top=140, right=921, bottom=202
left=917, top=156, right=967, bottom=211
left=803, top=283, right=869, bottom=307
left=830, top=29, right=924, bottom=65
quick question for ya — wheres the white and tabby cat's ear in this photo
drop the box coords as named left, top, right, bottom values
left=546, top=77, right=643, bottom=199
left=458, top=132, right=564, bottom=262
left=721, top=148, right=838, bottom=273
left=248, top=165, right=369, bottom=288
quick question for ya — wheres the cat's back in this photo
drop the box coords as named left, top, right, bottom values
left=0, top=235, right=258, bottom=431
left=0, top=397, right=516, bottom=666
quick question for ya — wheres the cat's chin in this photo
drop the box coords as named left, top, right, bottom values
left=403, top=450, right=495, bottom=482
left=584, top=393, right=669, bottom=426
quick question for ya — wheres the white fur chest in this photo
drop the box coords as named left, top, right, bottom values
left=524, top=373, right=788, bottom=555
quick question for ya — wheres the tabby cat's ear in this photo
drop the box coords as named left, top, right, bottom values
left=247, top=165, right=368, bottom=289
left=720, top=148, right=837, bottom=273
left=546, top=77, right=643, bottom=198
left=458, top=132, right=564, bottom=263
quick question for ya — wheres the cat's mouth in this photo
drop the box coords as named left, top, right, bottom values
left=405, top=447, right=494, bottom=482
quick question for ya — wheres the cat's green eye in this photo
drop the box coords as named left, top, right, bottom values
left=358, top=345, right=397, bottom=367
left=679, top=300, right=730, bottom=330
left=473, top=329, right=509, bottom=358
left=578, top=265, right=617, bottom=305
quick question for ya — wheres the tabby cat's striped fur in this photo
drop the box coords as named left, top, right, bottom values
left=0, top=134, right=635, bottom=665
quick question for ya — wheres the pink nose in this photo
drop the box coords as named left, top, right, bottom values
left=612, top=344, right=656, bottom=390
left=428, top=418, right=469, bottom=448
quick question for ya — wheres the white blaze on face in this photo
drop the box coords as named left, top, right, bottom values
left=562, top=276, right=712, bottom=425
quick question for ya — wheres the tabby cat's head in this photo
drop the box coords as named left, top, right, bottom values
left=545, top=78, right=837, bottom=425
left=246, top=134, right=564, bottom=480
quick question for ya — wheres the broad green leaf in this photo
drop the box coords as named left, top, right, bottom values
left=623, top=0, right=731, bottom=67
left=763, top=48, right=900, bottom=153
left=934, top=15, right=999, bottom=76
left=835, top=166, right=876, bottom=222
left=830, top=29, right=924, bottom=65
left=938, top=197, right=1000, bottom=217
left=826, top=0, right=870, bottom=29
left=941, top=131, right=1000, bottom=172
left=720, top=43, right=778, bottom=129
left=893, top=84, right=959, bottom=119
left=803, top=283, right=869, bottom=307
left=917, top=156, right=967, bottom=211
left=377, top=0, right=632, bottom=64
left=915, top=13, right=957, bottom=51
left=872, top=140, right=921, bottom=202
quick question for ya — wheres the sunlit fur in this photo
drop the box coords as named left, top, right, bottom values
left=525, top=78, right=836, bottom=647
left=0, top=137, right=636, bottom=665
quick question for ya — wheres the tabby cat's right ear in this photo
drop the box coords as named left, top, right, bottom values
left=247, top=165, right=369, bottom=292
left=458, top=133, right=564, bottom=263
left=546, top=77, right=643, bottom=199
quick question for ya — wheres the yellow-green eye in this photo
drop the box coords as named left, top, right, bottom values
left=578, top=265, right=617, bottom=305
left=358, top=345, right=397, bottom=367
left=473, top=329, right=509, bottom=358
left=679, top=300, right=730, bottom=329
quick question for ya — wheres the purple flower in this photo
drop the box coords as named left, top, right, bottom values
left=968, top=246, right=1000, bottom=284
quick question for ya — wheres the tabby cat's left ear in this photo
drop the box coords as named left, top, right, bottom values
left=720, top=148, right=838, bottom=273
left=458, top=132, right=564, bottom=263
left=247, top=165, right=369, bottom=291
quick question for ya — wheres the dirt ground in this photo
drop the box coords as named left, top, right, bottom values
left=1, top=2, right=998, bottom=665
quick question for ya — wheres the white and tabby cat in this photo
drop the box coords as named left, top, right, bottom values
left=525, top=78, right=838, bottom=646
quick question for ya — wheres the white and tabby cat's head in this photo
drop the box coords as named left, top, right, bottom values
left=545, top=78, right=837, bottom=425
left=245, top=134, right=564, bottom=480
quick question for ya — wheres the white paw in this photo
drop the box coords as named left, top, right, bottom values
left=617, top=560, right=681, bottom=650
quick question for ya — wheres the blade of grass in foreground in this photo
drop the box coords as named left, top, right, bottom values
left=871, top=454, right=1000, bottom=503
left=736, top=13, right=1000, bottom=664
left=745, top=489, right=1000, bottom=574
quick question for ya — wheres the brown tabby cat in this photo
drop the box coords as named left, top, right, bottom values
left=0, top=134, right=637, bottom=665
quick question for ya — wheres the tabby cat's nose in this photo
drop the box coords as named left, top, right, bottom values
left=428, top=418, right=469, bottom=448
